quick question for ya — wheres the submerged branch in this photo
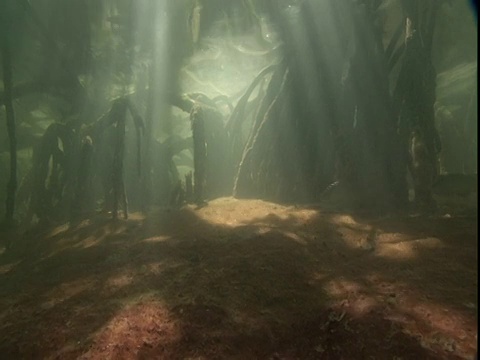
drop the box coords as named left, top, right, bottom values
left=225, top=63, right=278, bottom=133
left=1, top=14, right=17, bottom=224
left=233, top=67, right=289, bottom=198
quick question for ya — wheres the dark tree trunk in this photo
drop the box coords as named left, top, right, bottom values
left=396, top=1, right=440, bottom=212
left=1, top=8, right=17, bottom=224
left=71, top=137, right=94, bottom=221
left=191, top=105, right=207, bottom=205
left=338, top=2, right=409, bottom=212
left=141, top=1, right=159, bottom=213
left=143, top=70, right=155, bottom=210
left=111, top=100, right=128, bottom=220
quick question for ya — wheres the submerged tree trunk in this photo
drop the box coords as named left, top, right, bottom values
left=71, top=136, right=94, bottom=221
left=337, top=2, right=409, bottom=212
left=142, top=68, right=155, bottom=211
left=191, top=105, right=207, bottom=205
left=141, top=0, right=159, bottom=213
left=396, top=1, right=440, bottom=212
left=111, top=100, right=129, bottom=220
left=1, top=8, right=17, bottom=225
